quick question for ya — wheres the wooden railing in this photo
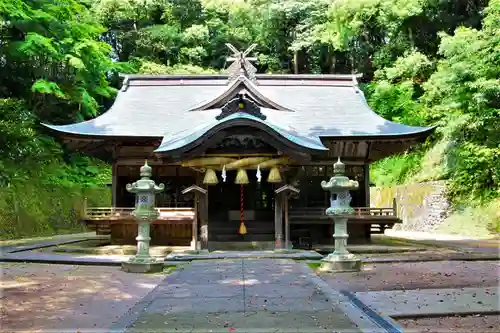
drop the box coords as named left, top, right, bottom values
left=289, top=206, right=396, bottom=218
left=84, top=207, right=195, bottom=221
left=354, top=207, right=396, bottom=217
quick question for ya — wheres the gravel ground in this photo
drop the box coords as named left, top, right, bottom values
left=319, top=260, right=500, bottom=292
left=319, top=260, right=500, bottom=332
left=0, top=262, right=166, bottom=333
left=399, top=314, right=500, bottom=332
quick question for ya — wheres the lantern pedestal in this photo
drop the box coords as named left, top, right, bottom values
left=122, top=221, right=164, bottom=273
left=319, top=217, right=361, bottom=272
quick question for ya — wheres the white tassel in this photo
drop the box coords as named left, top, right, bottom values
left=256, top=165, right=262, bottom=183
left=222, top=165, right=227, bottom=182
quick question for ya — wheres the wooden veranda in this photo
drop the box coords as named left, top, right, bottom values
left=81, top=204, right=401, bottom=247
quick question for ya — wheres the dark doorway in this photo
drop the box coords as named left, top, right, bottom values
left=208, top=169, right=275, bottom=243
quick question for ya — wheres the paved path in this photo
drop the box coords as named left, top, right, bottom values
left=355, top=286, right=500, bottom=318
left=111, top=259, right=375, bottom=333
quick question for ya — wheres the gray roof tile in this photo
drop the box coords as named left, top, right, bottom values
left=43, top=74, right=433, bottom=140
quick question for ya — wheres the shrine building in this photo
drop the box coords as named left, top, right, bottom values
left=44, top=45, right=434, bottom=250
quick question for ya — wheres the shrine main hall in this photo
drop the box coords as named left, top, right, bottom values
left=44, top=46, right=433, bottom=251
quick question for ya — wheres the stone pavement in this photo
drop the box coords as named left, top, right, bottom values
left=110, top=259, right=397, bottom=333
left=355, top=286, right=500, bottom=318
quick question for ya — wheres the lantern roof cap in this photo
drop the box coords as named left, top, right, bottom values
left=333, top=157, right=345, bottom=175
left=140, top=160, right=152, bottom=178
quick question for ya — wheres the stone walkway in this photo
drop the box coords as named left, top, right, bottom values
left=111, top=259, right=378, bottom=333
left=355, top=286, right=500, bottom=318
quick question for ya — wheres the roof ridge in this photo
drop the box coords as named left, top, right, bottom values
left=119, top=73, right=362, bottom=81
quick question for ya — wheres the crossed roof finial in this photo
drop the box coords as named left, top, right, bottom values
left=224, top=43, right=258, bottom=81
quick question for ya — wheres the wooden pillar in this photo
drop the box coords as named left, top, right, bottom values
left=191, top=194, right=199, bottom=250
left=363, top=164, right=370, bottom=207
left=275, top=184, right=299, bottom=250
left=363, top=164, right=372, bottom=242
left=284, top=195, right=290, bottom=249
left=274, top=194, right=283, bottom=249
left=112, top=162, right=118, bottom=207
left=181, top=184, right=207, bottom=251
left=200, top=191, right=208, bottom=250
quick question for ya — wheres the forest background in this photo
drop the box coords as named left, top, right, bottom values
left=0, top=0, right=498, bottom=238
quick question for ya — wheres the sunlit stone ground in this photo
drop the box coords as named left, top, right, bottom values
left=0, top=263, right=165, bottom=332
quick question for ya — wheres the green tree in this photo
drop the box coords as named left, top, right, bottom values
left=1, top=0, right=119, bottom=121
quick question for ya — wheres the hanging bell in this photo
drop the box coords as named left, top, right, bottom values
left=267, top=166, right=282, bottom=183
left=238, top=221, right=247, bottom=235
left=235, top=168, right=249, bottom=185
left=203, top=168, right=218, bottom=185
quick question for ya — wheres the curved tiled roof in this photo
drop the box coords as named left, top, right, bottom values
left=155, top=112, right=328, bottom=153
left=43, top=74, right=434, bottom=141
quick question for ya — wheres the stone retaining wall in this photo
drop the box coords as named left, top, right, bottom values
left=370, top=181, right=450, bottom=232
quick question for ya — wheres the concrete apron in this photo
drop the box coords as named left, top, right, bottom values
left=108, top=259, right=403, bottom=333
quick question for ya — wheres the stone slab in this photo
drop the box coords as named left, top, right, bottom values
left=154, top=284, right=244, bottom=298
left=126, top=311, right=358, bottom=332
left=245, top=295, right=334, bottom=312
left=166, top=250, right=323, bottom=261
left=121, top=261, right=164, bottom=273
left=355, top=286, right=500, bottom=318
left=245, top=283, right=322, bottom=298
left=146, top=297, right=245, bottom=313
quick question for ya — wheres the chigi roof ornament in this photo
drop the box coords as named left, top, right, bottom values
left=224, top=43, right=258, bottom=82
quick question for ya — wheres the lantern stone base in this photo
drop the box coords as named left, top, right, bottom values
left=121, top=259, right=164, bottom=274
left=319, top=253, right=362, bottom=273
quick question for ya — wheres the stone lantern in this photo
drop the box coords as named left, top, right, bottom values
left=121, top=161, right=165, bottom=273
left=319, top=157, right=361, bottom=272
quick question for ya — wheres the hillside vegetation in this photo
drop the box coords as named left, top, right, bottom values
left=1, top=0, right=498, bottom=238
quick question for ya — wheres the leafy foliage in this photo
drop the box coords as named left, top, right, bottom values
left=1, top=0, right=498, bottom=238
left=369, top=1, right=499, bottom=203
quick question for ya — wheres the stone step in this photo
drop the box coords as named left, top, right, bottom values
left=210, top=226, right=275, bottom=233
left=208, top=241, right=275, bottom=250
left=208, top=233, right=274, bottom=242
